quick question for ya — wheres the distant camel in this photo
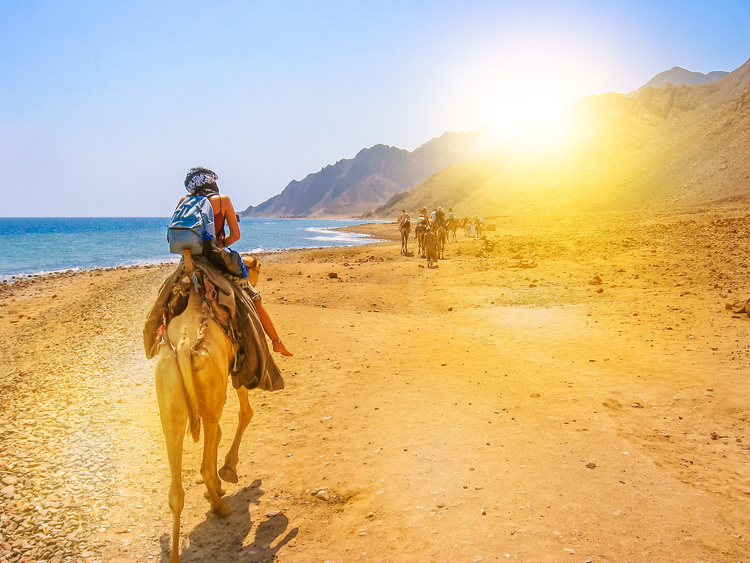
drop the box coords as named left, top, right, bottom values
left=153, top=252, right=268, bottom=563
left=446, top=217, right=459, bottom=242
left=467, top=217, right=483, bottom=238
left=399, top=220, right=411, bottom=255
left=415, top=222, right=427, bottom=258
left=474, top=218, right=484, bottom=238
left=435, top=225, right=448, bottom=259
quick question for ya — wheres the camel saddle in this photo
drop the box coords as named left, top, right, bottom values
left=144, top=256, right=284, bottom=391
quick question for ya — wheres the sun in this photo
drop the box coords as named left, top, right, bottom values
left=440, top=22, right=617, bottom=137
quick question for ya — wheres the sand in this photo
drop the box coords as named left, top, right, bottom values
left=1, top=209, right=749, bottom=562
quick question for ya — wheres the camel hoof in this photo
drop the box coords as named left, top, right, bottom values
left=213, top=501, right=231, bottom=517
left=219, top=466, right=239, bottom=484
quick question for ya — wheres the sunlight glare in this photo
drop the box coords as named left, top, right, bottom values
left=515, top=108, right=574, bottom=151
left=443, top=21, right=616, bottom=136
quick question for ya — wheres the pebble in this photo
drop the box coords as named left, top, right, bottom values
left=1, top=325, right=123, bottom=561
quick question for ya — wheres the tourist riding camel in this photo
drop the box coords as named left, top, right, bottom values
left=145, top=167, right=294, bottom=561
left=434, top=206, right=446, bottom=230
left=415, top=208, right=430, bottom=258
left=398, top=210, right=411, bottom=255
left=176, top=166, right=292, bottom=357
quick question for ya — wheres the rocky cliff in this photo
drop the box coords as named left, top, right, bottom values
left=239, top=128, right=501, bottom=218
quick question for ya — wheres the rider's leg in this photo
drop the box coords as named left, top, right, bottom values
left=253, top=300, right=293, bottom=356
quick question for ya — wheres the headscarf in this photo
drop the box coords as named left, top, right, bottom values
left=184, top=166, right=219, bottom=195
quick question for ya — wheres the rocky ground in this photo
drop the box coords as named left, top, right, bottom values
left=1, top=208, right=749, bottom=562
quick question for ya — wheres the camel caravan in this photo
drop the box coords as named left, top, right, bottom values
left=397, top=206, right=485, bottom=267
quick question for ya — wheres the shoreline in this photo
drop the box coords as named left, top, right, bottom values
left=0, top=222, right=394, bottom=286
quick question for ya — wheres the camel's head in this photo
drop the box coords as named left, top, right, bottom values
left=243, top=256, right=261, bottom=286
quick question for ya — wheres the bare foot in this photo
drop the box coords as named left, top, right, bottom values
left=273, top=340, right=293, bottom=356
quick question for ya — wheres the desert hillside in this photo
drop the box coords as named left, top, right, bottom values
left=628, top=66, right=729, bottom=96
left=240, top=128, right=501, bottom=218
left=372, top=57, right=750, bottom=218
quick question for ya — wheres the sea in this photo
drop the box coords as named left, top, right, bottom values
left=0, top=217, right=386, bottom=283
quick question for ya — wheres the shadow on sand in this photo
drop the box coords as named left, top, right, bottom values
left=160, top=479, right=298, bottom=562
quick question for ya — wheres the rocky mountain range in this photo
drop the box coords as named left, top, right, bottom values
left=628, top=66, right=729, bottom=96
left=371, top=57, right=750, bottom=218
left=239, top=128, right=502, bottom=218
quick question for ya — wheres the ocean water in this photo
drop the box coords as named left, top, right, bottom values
left=0, top=217, right=385, bottom=282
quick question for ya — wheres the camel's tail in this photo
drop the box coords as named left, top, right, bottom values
left=176, top=326, right=201, bottom=442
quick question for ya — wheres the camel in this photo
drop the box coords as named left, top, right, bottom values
left=399, top=221, right=411, bottom=255
left=154, top=251, right=263, bottom=563
left=435, top=225, right=448, bottom=260
left=446, top=217, right=459, bottom=242
left=415, top=222, right=427, bottom=258
left=466, top=217, right=483, bottom=238
left=474, top=218, right=484, bottom=238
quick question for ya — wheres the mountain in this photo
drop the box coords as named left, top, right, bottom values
left=371, top=57, right=750, bottom=218
left=239, top=128, right=502, bottom=218
left=628, top=66, right=729, bottom=96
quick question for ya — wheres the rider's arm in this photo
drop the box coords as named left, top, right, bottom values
left=221, top=196, right=241, bottom=247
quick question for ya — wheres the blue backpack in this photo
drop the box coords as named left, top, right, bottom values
left=167, top=195, right=216, bottom=254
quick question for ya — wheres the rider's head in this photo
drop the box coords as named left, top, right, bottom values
left=185, top=166, right=219, bottom=195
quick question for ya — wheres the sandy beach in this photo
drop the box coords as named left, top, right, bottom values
left=1, top=210, right=749, bottom=562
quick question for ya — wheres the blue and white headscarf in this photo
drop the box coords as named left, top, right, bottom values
left=184, top=167, right=219, bottom=195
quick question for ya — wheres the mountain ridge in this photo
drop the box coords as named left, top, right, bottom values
left=628, top=65, right=729, bottom=96
left=239, top=129, right=502, bottom=218
left=369, top=57, right=750, bottom=218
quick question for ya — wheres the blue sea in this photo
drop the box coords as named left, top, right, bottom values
left=0, top=217, right=385, bottom=282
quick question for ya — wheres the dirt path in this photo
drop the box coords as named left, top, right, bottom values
left=1, top=210, right=749, bottom=562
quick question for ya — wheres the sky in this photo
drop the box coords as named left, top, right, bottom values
left=1, top=0, right=748, bottom=217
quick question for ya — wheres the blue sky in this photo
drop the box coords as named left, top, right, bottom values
left=1, top=0, right=748, bottom=217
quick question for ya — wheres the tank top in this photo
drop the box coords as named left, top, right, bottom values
left=210, top=195, right=226, bottom=246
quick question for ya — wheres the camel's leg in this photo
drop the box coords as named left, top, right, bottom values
left=164, top=421, right=186, bottom=563
left=156, top=355, right=189, bottom=563
left=220, top=387, right=254, bottom=484
left=201, top=420, right=230, bottom=516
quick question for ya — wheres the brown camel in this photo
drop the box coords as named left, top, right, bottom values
left=399, top=221, right=411, bottom=255
left=446, top=217, right=459, bottom=242
left=435, top=225, right=448, bottom=259
left=154, top=252, right=262, bottom=563
left=424, top=229, right=438, bottom=267
left=415, top=223, right=427, bottom=258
